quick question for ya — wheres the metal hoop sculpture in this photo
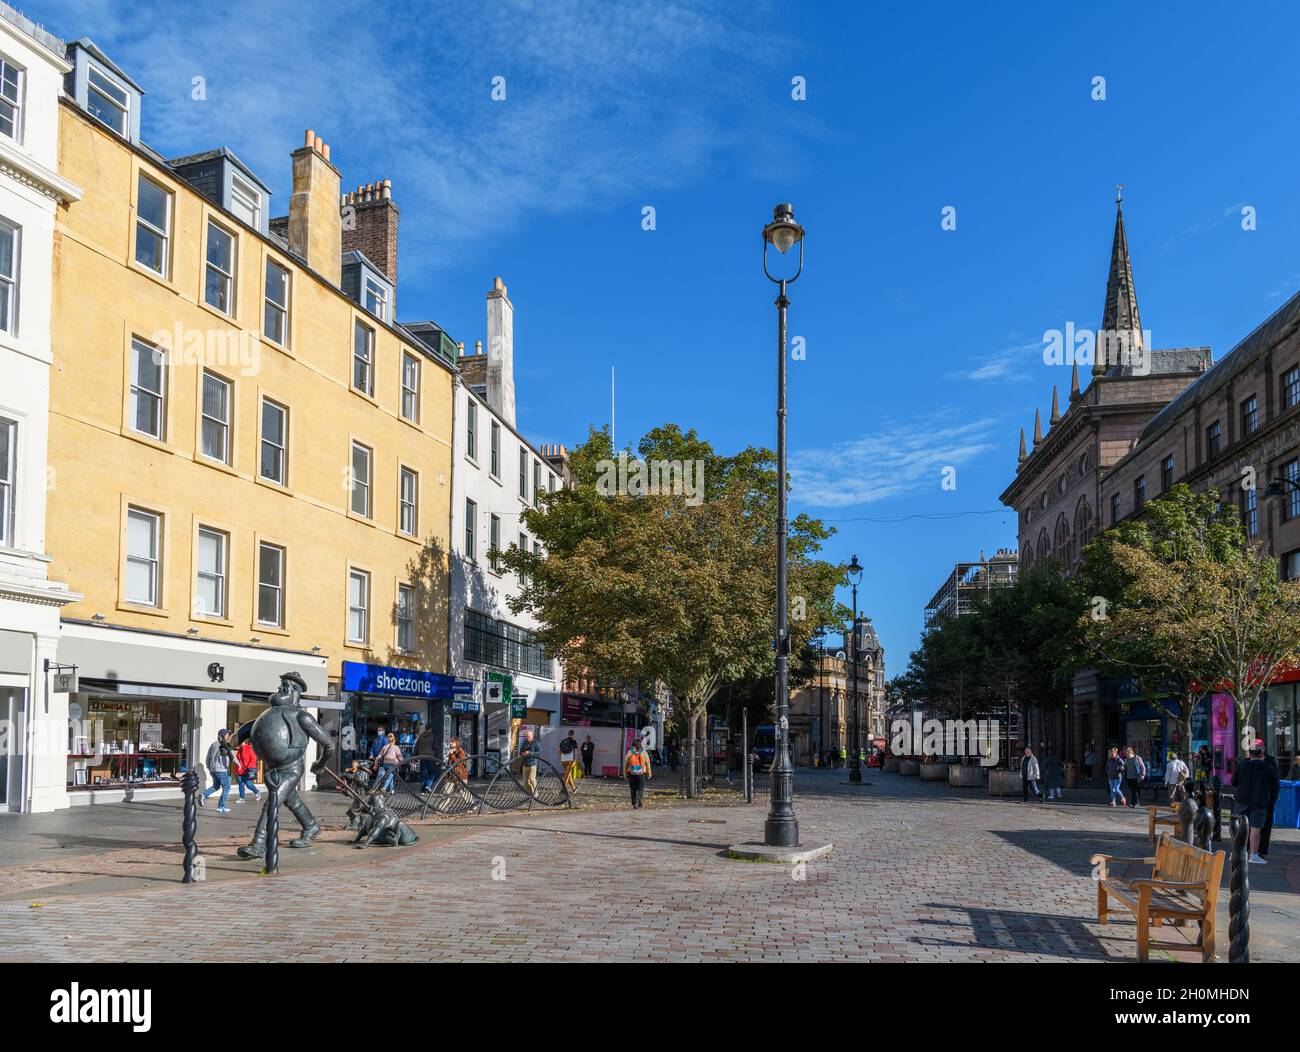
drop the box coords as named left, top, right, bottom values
left=328, top=753, right=572, bottom=824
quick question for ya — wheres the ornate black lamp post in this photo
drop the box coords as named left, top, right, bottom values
left=848, top=555, right=865, bottom=784
left=763, top=203, right=805, bottom=849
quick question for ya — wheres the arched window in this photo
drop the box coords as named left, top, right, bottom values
left=1037, top=529, right=1051, bottom=564
left=1054, top=515, right=1070, bottom=565
left=1074, top=498, right=1092, bottom=550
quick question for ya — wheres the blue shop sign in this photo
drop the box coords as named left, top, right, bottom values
left=342, top=661, right=474, bottom=701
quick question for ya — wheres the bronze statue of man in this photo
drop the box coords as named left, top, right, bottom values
left=237, top=671, right=334, bottom=859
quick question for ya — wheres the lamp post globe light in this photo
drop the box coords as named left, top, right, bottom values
left=763, top=203, right=805, bottom=849
left=847, top=554, right=864, bottom=784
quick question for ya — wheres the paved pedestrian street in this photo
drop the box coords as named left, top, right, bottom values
left=0, top=769, right=1295, bottom=963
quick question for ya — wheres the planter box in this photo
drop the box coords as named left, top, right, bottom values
left=899, top=759, right=920, bottom=776
left=988, top=769, right=1022, bottom=797
left=920, top=763, right=948, bottom=781
left=948, top=764, right=984, bottom=787
left=882, top=756, right=900, bottom=773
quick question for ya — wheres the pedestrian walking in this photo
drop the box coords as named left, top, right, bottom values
left=519, top=728, right=539, bottom=795
left=1042, top=752, right=1063, bottom=801
left=375, top=732, right=403, bottom=791
left=1020, top=746, right=1042, bottom=802
left=1122, top=746, right=1146, bottom=808
left=1258, top=751, right=1281, bottom=860
left=1084, top=745, right=1097, bottom=782
left=623, top=736, right=652, bottom=808
left=1234, top=740, right=1280, bottom=864
left=233, top=737, right=261, bottom=802
left=1164, top=750, right=1189, bottom=803
left=415, top=724, right=438, bottom=791
left=1104, top=746, right=1126, bottom=807
left=369, top=725, right=388, bottom=762
left=580, top=734, right=595, bottom=777
left=558, top=729, right=579, bottom=790
left=200, top=728, right=234, bottom=812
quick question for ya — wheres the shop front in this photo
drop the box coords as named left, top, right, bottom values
left=30, top=619, right=329, bottom=811
left=1261, top=679, right=1297, bottom=779
left=339, top=661, right=476, bottom=773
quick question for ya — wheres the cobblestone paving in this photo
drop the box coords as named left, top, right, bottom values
left=0, top=769, right=1293, bottom=962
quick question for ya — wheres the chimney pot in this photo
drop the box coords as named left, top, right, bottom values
left=475, top=340, right=482, bottom=354
left=304, top=129, right=315, bottom=147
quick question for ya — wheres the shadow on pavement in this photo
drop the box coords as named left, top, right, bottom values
left=911, top=902, right=1123, bottom=960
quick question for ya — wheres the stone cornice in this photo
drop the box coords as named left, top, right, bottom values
left=0, top=137, right=83, bottom=203
left=0, top=580, right=83, bottom=608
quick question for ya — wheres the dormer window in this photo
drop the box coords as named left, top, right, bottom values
left=87, top=64, right=129, bottom=136
left=0, top=56, right=22, bottom=141
left=364, top=277, right=388, bottom=322
left=229, top=174, right=262, bottom=229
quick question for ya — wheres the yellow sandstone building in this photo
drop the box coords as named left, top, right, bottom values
left=32, top=39, right=459, bottom=810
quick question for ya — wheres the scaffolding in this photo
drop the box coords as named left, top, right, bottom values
left=924, top=548, right=1019, bottom=630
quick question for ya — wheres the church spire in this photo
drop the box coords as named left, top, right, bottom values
left=1033, top=408, right=1043, bottom=445
left=1050, top=384, right=1061, bottom=424
left=1096, top=185, right=1143, bottom=377
left=1018, top=427, right=1027, bottom=463
left=1070, top=361, right=1081, bottom=400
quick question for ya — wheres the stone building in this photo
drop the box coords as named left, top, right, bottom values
left=1098, top=252, right=1300, bottom=777
left=999, top=194, right=1212, bottom=763
left=790, top=622, right=885, bottom=764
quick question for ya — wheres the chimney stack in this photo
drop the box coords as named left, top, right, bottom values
left=486, top=276, right=516, bottom=427
left=341, top=177, right=400, bottom=287
left=288, top=129, right=342, bottom=286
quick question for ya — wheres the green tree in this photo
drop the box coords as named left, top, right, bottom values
left=1078, top=485, right=1239, bottom=754
left=502, top=424, right=843, bottom=792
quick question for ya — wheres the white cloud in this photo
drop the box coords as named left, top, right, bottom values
left=790, top=412, right=998, bottom=508
left=948, top=339, right=1043, bottom=382
left=41, top=0, right=801, bottom=273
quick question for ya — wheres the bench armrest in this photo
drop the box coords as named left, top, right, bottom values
left=1090, top=853, right=1155, bottom=865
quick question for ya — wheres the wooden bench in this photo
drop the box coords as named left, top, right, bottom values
left=1091, top=835, right=1224, bottom=962
left=1147, top=803, right=1181, bottom=842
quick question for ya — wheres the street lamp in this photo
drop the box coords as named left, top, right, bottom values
left=847, top=554, right=864, bottom=784
left=814, top=627, right=826, bottom=764
left=763, top=203, right=805, bottom=849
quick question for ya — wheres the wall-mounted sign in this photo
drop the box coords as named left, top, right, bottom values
left=342, top=661, right=474, bottom=700
left=52, top=670, right=78, bottom=694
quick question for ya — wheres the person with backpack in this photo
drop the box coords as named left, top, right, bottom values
left=233, top=737, right=260, bottom=802
left=1164, top=750, right=1190, bottom=803
left=558, top=729, right=579, bottom=790
left=199, top=728, right=235, bottom=813
left=1234, top=740, right=1281, bottom=864
left=1122, top=746, right=1146, bottom=808
left=623, top=737, right=652, bottom=808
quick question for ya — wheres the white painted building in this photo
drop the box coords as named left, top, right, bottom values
left=443, top=277, right=563, bottom=758
left=0, top=4, right=85, bottom=812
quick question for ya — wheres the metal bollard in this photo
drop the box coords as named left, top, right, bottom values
left=264, top=774, right=280, bottom=875
left=181, top=769, right=199, bottom=883
left=1228, top=813, right=1250, bottom=963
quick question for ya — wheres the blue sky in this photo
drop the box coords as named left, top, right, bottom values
left=37, top=0, right=1300, bottom=672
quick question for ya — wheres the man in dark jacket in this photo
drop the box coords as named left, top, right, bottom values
left=1233, top=740, right=1281, bottom=864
